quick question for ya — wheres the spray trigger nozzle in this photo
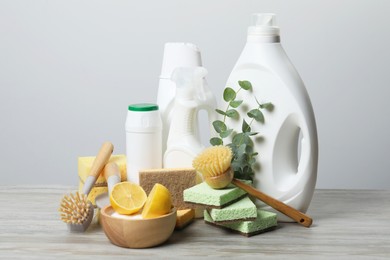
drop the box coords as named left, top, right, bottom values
left=171, top=67, right=208, bottom=101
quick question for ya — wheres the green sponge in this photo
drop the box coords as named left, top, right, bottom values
left=183, top=181, right=248, bottom=208
left=204, top=209, right=277, bottom=237
left=208, top=196, right=257, bottom=223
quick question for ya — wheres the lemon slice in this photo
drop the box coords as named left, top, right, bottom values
left=110, top=182, right=147, bottom=215
left=142, top=183, right=172, bottom=219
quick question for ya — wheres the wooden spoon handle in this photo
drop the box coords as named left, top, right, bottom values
left=232, top=179, right=313, bottom=227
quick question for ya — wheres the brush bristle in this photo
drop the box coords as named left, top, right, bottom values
left=59, top=192, right=91, bottom=224
left=192, top=145, right=232, bottom=178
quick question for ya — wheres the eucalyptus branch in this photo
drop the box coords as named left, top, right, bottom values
left=210, top=81, right=272, bottom=180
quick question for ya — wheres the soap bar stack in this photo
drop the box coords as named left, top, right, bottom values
left=183, top=181, right=277, bottom=237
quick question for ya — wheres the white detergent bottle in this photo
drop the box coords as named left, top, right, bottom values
left=164, top=67, right=216, bottom=173
left=225, top=13, right=318, bottom=221
left=157, top=43, right=202, bottom=155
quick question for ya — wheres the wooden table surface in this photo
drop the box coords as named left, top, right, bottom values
left=0, top=187, right=389, bottom=259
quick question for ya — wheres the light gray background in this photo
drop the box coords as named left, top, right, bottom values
left=1, top=0, right=389, bottom=189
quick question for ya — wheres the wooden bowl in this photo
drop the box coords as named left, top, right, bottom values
left=100, top=206, right=176, bottom=249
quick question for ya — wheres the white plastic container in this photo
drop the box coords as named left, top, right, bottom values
left=125, top=103, right=162, bottom=184
left=163, top=66, right=216, bottom=171
left=157, top=42, right=202, bottom=155
left=225, top=13, right=318, bottom=221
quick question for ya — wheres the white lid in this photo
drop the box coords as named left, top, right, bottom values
left=160, top=42, right=202, bottom=79
left=248, top=13, right=280, bottom=36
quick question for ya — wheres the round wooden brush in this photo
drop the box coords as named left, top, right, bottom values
left=192, top=145, right=313, bottom=227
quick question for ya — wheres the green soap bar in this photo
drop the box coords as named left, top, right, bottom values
left=208, top=196, right=257, bottom=223
left=204, top=209, right=277, bottom=237
left=183, top=181, right=249, bottom=208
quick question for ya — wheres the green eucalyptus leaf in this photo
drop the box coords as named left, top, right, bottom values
left=210, top=137, right=223, bottom=146
left=239, top=143, right=246, bottom=151
left=238, top=80, right=252, bottom=90
left=260, top=102, right=273, bottom=110
left=232, top=133, right=244, bottom=145
left=232, top=133, right=251, bottom=146
left=227, top=143, right=235, bottom=150
left=246, top=132, right=259, bottom=136
left=212, top=120, right=227, bottom=133
left=235, top=153, right=247, bottom=164
left=245, top=145, right=254, bottom=154
left=226, top=109, right=239, bottom=119
left=231, top=161, right=241, bottom=172
left=242, top=119, right=251, bottom=133
left=215, top=109, right=227, bottom=116
left=229, top=100, right=243, bottom=108
left=237, top=143, right=247, bottom=156
left=241, top=166, right=254, bottom=180
left=220, top=129, right=233, bottom=138
left=248, top=157, right=256, bottom=165
left=223, top=87, right=236, bottom=102
left=242, top=134, right=254, bottom=147
left=248, top=109, right=264, bottom=123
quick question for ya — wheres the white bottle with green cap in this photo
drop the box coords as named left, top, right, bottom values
left=125, top=103, right=162, bottom=184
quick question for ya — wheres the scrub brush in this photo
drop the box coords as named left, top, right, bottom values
left=59, top=141, right=114, bottom=232
left=192, top=145, right=234, bottom=189
left=192, top=145, right=313, bottom=227
left=59, top=192, right=93, bottom=231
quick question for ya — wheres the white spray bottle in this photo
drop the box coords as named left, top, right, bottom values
left=225, top=13, right=318, bottom=221
left=157, top=43, right=203, bottom=155
left=164, top=67, right=216, bottom=173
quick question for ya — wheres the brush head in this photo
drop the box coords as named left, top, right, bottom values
left=193, top=145, right=233, bottom=189
left=204, top=167, right=234, bottom=189
left=59, top=192, right=94, bottom=232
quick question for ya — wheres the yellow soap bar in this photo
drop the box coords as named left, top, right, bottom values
left=78, top=154, right=127, bottom=206
left=78, top=154, right=127, bottom=184
left=175, top=209, right=195, bottom=229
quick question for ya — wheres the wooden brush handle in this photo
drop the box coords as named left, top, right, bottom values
left=232, top=179, right=313, bottom=227
left=103, top=162, right=121, bottom=194
left=82, top=142, right=114, bottom=195
left=103, top=162, right=120, bottom=179
left=89, top=142, right=114, bottom=178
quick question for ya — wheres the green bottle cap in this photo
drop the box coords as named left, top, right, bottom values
left=128, top=103, right=159, bottom=112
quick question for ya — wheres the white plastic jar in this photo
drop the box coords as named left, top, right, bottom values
left=125, top=103, right=162, bottom=184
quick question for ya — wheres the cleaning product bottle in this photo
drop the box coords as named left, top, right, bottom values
left=224, top=13, right=318, bottom=221
left=163, top=66, right=216, bottom=172
left=125, top=103, right=162, bottom=184
left=157, top=42, right=202, bottom=155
